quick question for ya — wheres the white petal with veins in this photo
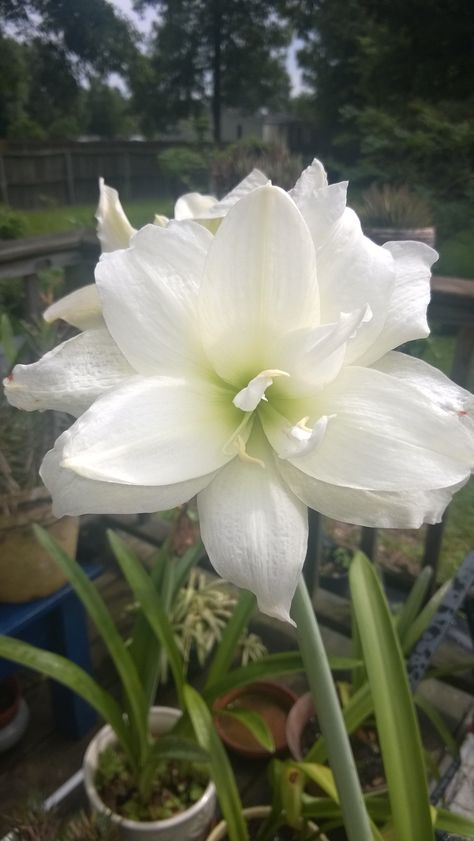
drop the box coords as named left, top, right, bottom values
left=43, top=284, right=104, bottom=330
left=4, top=328, right=135, bottom=416
left=198, top=429, right=307, bottom=624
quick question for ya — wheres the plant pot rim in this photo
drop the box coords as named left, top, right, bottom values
left=83, top=705, right=216, bottom=831
left=286, top=692, right=315, bottom=762
left=213, top=681, right=298, bottom=758
left=205, top=805, right=325, bottom=841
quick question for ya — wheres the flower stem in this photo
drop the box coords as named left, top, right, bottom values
left=292, top=578, right=372, bottom=841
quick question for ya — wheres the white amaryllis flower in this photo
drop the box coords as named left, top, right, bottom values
left=43, top=170, right=268, bottom=332
left=5, top=161, right=474, bottom=622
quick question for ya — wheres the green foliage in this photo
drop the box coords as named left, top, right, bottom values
left=212, top=139, right=302, bottom=195
left=95, top=744, right=209, bottom=822
left=158, top=146, right=211, bottom=192
left=132, top=0, right=291, bottom=140
left=0, top=204, right=27, bottom=239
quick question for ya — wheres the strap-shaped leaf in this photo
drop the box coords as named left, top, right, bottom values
left=216, top=708, right=275, bottom=752
left=107, top=530, right=185, bottom=707
left=350, top=552, right=433, bottom=841
left=435, top=808, right=474, bottom=836
left=205, top=652, right=358, bottom=703
left=0, top=635, right=132, bottom=758
left=34, top=525, right=148, bottom=762
left=184, top=684, right=249, bottom=841
left=395, top=567, right=433, bottom=644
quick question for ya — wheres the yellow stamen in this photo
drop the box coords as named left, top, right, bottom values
left=236, top=435, right=265, bottom=468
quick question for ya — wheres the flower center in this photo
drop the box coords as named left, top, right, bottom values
left=232, top=369, right=289, bottom=412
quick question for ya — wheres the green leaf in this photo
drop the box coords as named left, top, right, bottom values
left=205, top=653, right=358, bottom=704
left=34, top=526, right=148, bottom=765
left=205, top=590, right=256, bottom=689
left=280, top=764, right=304, bottom=829
left=402, top=579, right=451, bottom=655
left=306, top=683, right=372, bottom=764
left=350, top=552, right=434, bottom=841
left=148, top=734, right=210, bottom=764
left=184, top=684, right=249, bottom=841
left=205, top=652, right=303, bottom=702
left=415, top=694, right=459, bottom=757
left=216, top=708, right=275, bottom=752
left=0, top=635, right=133, bottom=759
left=435, top=808, right=474, bottom=837
left=107, top=530, right=185, bottom=708
left=395, top=567, right=433, bottom=645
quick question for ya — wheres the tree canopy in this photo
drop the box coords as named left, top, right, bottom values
left=133, top=0, right=291, bottom=141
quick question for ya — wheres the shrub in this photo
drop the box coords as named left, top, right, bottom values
left=158, top=146, right=211, bottom=192
left=211, top=138, right=302, bottom=195
left=0, top=205, right=27, bottom=240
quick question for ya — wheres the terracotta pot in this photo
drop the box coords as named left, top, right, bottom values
left=84, top=706, right=216, bottom=841
left=365, top=226, right=436, bottom=248
left=205, top=805, right=328, bottom=841
left=0, top=487, right=79, bottom=602
left=213, top=681, right=298, bottom=758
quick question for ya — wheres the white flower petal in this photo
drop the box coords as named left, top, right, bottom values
left=174, top=193, right=218, bottom=221
left=60, top=376, right=243, bottom=485
left=290, top=159, right=348, bottom=245
left=292, top=168, right=396, bottom=362
left=199, top=185, right=319, bottom=384
left=275, top=306, right=372, bottom=396
left=207, top=169, right=269, bottom=218
left=198, top=430, right=308, bottom=623
left=41, top=431, right=215, bottom=517
left=289, top=366, right=474, bottom=490
left=4, top=328, right=134, bottom=416
left=96, top=177, right=136, bottom=252
left=278, top=459, right=468, bottom=528
left=43, top=285, right=104, bottom=330
left=354, top=241, right=438, bottom=365
left=372, top=351, right=474, bottom=434
left=316, top=208, right=396, bottom=362
left=261, top=405, right=332, bottom=460
left=95, top=221, right=212, bottom=376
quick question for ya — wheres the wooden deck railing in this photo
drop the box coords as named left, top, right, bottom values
left=1, top=231, right=473, bottom=586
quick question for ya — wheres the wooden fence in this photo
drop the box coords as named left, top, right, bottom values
left=0, top=230, right=473, bottom=588
left=0, top=141, right=197, bottom=209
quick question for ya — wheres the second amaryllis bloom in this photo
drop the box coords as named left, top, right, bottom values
left=4, top=160, right=473, bottom=622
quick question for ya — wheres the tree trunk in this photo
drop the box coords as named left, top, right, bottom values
left=211, top=0, right=222, bottom=144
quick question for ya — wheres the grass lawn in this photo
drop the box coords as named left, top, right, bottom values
left=20, top=198, right=174, bottom=238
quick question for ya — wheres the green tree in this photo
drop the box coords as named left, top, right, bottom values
left=133, top=0, right=291, bottom=142
left=83, top=80, right=135, bottom=140
left=283, top=0, right=474, bottom=197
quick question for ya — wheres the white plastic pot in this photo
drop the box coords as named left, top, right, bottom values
left=84, top=706, right=216, bottom=841
left=205, top=805, right=328, bottom=841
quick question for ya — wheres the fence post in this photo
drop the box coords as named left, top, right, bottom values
left=24, top=273, right=42, bottom=320
left=64, top=150, right=76, bottom=205
left=0, top=154, right=8, bottom=205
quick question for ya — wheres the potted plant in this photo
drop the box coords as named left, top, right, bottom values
left=357, top=183, right=436, bottom=247
left=0, top=314, right=78, bottom=602
left=287, top=567, right=462, bottom=777
left=206, top=759, right=329, bottom=841
left=0, top=530, right=218, bottom=840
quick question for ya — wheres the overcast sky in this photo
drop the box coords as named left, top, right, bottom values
left=109, top=0, right=304, bottom=96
